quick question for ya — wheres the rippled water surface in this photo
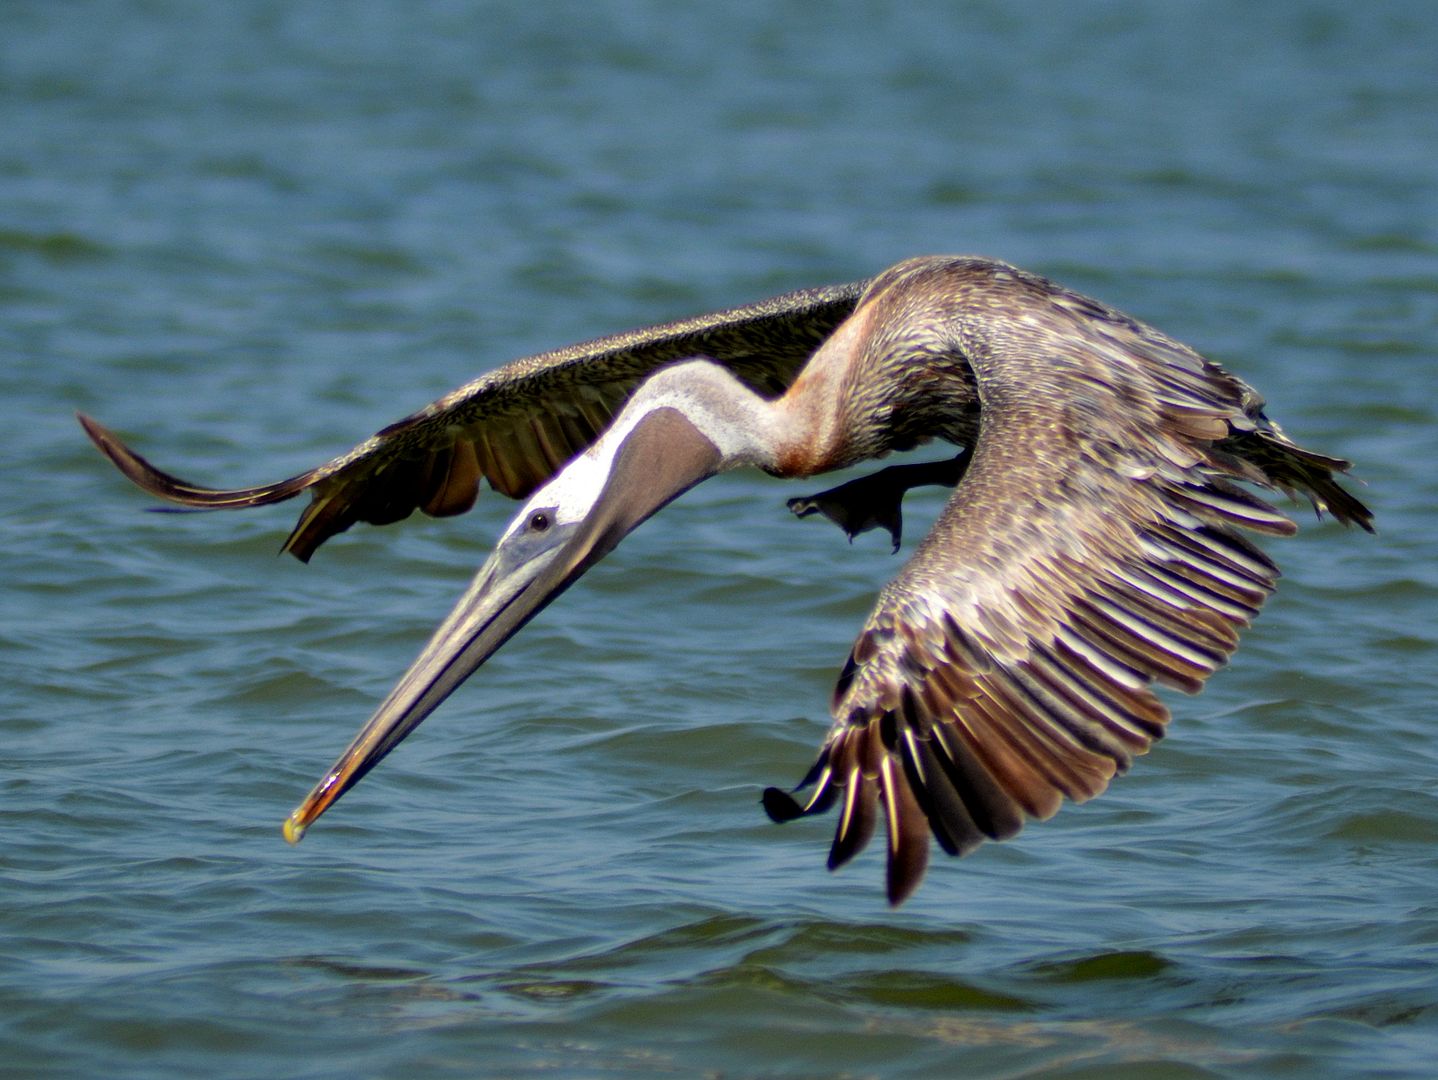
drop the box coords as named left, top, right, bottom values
left=4, top=2, right=1437, bottom=1077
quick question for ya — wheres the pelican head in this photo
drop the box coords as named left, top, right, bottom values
left=283, top=402, right=725, bottom=842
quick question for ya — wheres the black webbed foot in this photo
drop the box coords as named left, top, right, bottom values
left=786, top=450, right=972, bottom=554
left=787, top=475, right=906, bottom=552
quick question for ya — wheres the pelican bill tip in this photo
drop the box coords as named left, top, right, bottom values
left=282, top=812, right=308, bottom=845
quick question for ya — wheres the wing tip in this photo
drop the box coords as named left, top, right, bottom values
left=761, top=786, right=806, bottom=823
left=78, top=412, right=319, bottom=513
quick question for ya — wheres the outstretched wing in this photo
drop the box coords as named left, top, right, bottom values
left=79, top=279, right=866, bottom=560
left=765, top=270, right=1372, bottom=904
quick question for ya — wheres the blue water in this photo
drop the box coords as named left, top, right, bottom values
left=4, top=2, right=1437, bottom=1077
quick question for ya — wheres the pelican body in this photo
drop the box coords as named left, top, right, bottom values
left=80, top=256, right=1372, bottom=904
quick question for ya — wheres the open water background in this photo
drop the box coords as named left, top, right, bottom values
left=3, top=2, right=1437, bottom=1076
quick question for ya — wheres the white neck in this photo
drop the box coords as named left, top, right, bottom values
left=594, top=360, right=794, bottom=474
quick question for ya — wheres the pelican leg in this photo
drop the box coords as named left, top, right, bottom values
left=787, top=449, right=972, bottom=552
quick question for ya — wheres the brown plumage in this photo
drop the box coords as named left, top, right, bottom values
left=80, top=255, right=1372, bottom=905
left=79, top=280, right=863, bottom=560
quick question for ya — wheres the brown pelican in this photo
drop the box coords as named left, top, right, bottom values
left=79, top=256, right=1372, bottom=904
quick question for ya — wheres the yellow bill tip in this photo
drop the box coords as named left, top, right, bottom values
left=282, top=812, right=308, bottom=845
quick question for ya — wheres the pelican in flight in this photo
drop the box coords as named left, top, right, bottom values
left=80, top=256, right=1372, bottom=904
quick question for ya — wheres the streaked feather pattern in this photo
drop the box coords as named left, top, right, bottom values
left=80, top=254, right=1371, bottom=903
left=763, top=258, right=1371, bottom=904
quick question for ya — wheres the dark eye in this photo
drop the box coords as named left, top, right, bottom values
left=528, top=511, right=551, bottom=532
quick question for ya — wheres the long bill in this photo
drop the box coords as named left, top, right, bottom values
left=282, top=405, right=724, bottom=843
left=281, top=546, right=556, bottom=843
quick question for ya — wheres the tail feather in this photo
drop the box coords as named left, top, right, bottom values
left=1225, top=430, right=1375, bottom=533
